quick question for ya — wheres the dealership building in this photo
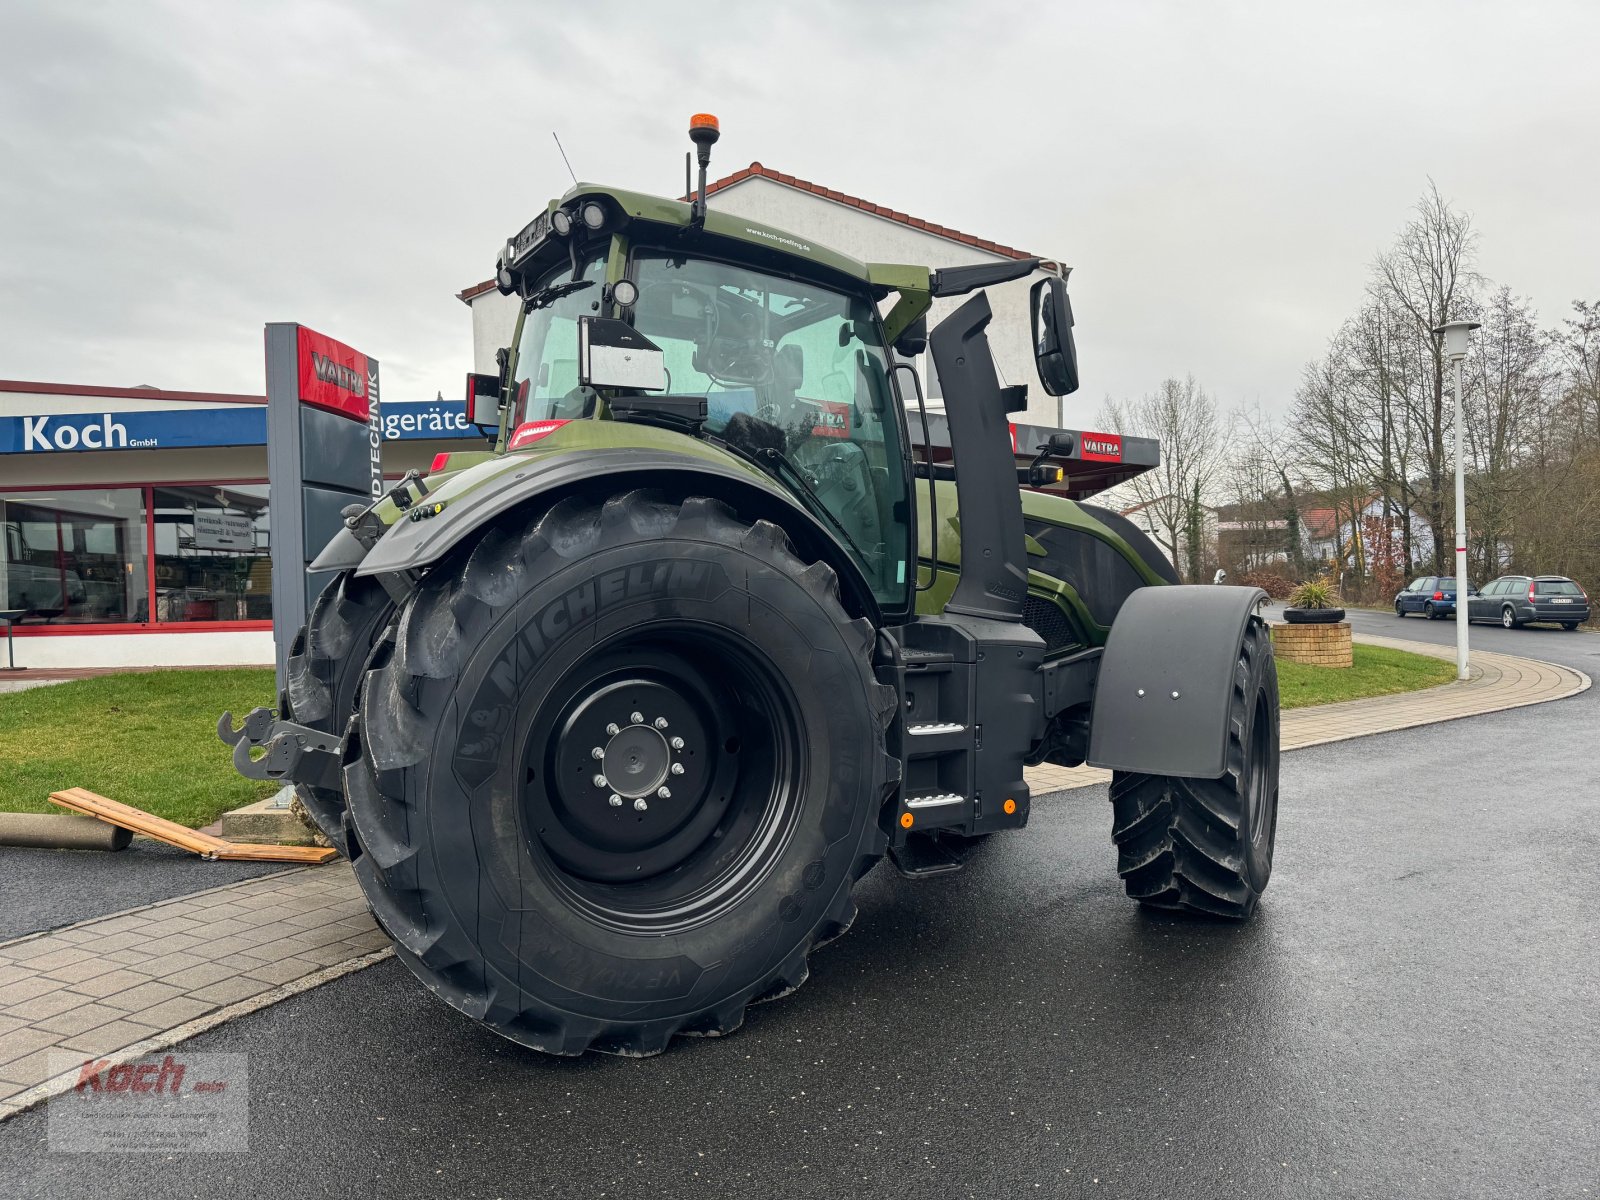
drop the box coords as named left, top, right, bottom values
left=0, top=379, right=480, bottom=669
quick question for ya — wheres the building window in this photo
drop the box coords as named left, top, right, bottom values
left=1, top=483, right=273, bottom=629
left=151, top=486, right=272, bottom=622
left=1, top=489, right=148, bottom=625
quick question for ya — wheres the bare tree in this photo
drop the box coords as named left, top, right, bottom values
left=1465, top=287, right=1547, bottom=577
left=1100, top=375, right=1226, bottom=582
left=1369, top=181, right=1479, bottom=573
left=1550, top=299, right=1600, bottom=443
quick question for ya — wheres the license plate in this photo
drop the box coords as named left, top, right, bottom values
left=1551, top=597, right=1573, bottom=604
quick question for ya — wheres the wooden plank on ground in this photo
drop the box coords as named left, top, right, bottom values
left=47, top=788, right=337, bottom=864
left=212, top=842, right=338, bottom=863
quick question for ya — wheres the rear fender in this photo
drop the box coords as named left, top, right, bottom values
left=347, top=445, right=882, bottom=621
left=1087, top=585, right=1269, bottom=778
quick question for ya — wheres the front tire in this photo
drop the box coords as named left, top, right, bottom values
left=281, top=571, right=394, bottom=856
left=345, top=491, right=892, bottom=1056
left=1108, top=615, right=1279, bottom=919
left=1395, top=601, right=1405, bottom=618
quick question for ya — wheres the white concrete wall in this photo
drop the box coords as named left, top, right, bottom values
left=465, top=178, right=1071, bottom=427
left=9, top=629, right=274, bottom=670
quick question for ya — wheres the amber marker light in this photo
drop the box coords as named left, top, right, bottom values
left=899, top=812, right=914, bottom=829
left=1003, top=798, right=1017, bottom=815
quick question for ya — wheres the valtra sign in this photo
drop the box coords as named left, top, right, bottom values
left=1079, top=432, right=1123, bottom=462
left=293, top=326, right=383, bottom=501
left=296, top=327, right=370, bottom=421
left=264, top=321, right=384, bottom=685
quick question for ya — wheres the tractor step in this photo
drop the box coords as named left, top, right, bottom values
left=888, top=831, right=984, bottom=879
left=904, top=791, right=965, bottom=809
left=877, top=615, right=1041, bottom=844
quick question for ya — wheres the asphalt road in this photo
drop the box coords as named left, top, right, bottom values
left=5, top=613, right=1596, bottom=1199
left=0, top=843, right=289, bottom=941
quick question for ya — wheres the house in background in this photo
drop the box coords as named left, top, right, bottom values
left=1301, top=496, right=1435, bottom=573
left=1214, top=497, right=1295, bottom=573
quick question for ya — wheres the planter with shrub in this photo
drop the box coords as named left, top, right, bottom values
left=1282, top=579, right=1346, bottom=624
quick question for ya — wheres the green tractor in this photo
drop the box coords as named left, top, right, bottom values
left=224, top=116, right=1279, bottom=1057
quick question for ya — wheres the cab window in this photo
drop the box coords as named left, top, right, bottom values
left=626, top=251, right=911, bottom=610
left=509, top=252, right=608, bottom=423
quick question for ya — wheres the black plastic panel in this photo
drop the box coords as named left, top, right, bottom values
left=1024, top=520, right=1150, bottom=628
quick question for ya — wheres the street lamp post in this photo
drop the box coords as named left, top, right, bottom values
left=1435, top=318, right=1480, bottom=682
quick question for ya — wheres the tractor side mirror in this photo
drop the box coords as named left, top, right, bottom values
left=1030, top=276, right=1080, bottom=397
left=465, top=373, right=501, bottom=427
left=578, top=317, right=667, bottom=392
left=893, top=315, right=928, bottom=358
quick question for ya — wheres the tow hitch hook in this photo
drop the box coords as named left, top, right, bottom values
left=217, top=708, right=343, bottom=791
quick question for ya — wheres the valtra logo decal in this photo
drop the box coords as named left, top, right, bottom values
left=509, top=419, right=572, bottom=450
left=1080, top=432, right=1122, bottom=462
left=809, top=401, right=851, bottom=439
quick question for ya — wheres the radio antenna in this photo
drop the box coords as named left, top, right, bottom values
left=552, top=132, right=579, bottom=186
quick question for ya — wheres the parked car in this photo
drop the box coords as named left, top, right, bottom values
left=1468, top=575, right=1592, bottom=630
left=1394, top=574, right=1474, bottom=619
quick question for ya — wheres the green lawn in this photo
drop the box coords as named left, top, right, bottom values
left=0, top=669, right=279, bottom=828
left=1275, top=643, right=1456, bottom=709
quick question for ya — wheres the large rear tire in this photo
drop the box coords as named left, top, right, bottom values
left=345, top=490, right=893, bottom=1056
left=1107, top=615, right=1279, bottom=919
left=281, top=571, right=394, bottom=856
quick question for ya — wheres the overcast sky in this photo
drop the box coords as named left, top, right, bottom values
left=2, top=0, right=1596, bottom=420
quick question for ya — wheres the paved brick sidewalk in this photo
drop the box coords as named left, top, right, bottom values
left=1, top=633, right=1587, bottom=1118
left=0, top=867, right=385, bottom=1116
left=1024, top=633, right=1589, bottom=792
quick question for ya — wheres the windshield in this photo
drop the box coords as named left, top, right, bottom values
left=510, top=252, right=608, bottom=423
left=628, top=251, right=911, bottom=610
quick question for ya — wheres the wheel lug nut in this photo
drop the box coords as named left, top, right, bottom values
left=634, top=798, right=649, bottom=812
left=630, top=711, right=644, bottom=724
left=657, top=786, right=671, bottom=799
left=670, top=736, right=685, bottom=750
left=605, top=723, right=620, bottom=736
left=590, top=747, right=604, bottom=760
left=592, top=774, right=608, bottom=788
left=609, top=794, right=622, bottom=807
left=670, top=763, right=684, bottom=776
left=654, top=717, right=669, bottom=730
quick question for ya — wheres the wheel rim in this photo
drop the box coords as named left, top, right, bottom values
left=520, top=625, right=806, bottom=934
left=1503, top=608, right=1514, bottom=628
left=1242, top=689, right=1276, bottom=885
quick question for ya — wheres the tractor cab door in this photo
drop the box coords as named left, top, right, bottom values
left=626, top=251, right=914, bottom=615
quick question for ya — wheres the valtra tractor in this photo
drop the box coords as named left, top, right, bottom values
left=221, top=116, right=1280, bottom=1057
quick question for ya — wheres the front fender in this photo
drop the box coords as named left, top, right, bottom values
left=348, top=436, right=883, bottom=621
left=1087, top=585, right=1269, bottom=778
